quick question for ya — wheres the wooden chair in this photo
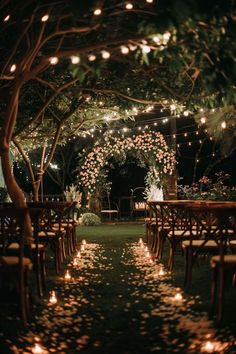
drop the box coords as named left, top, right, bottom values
left=0, top=208, right=33, bottom=326
left=100, top=191, right=119, bottom=222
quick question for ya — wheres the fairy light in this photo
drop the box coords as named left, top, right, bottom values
left=129, top=44, right=137, bottom=51
left=183, top=110, right=189, bottom=116
left=41, top=14, right=49, bottom=22
left=49, top=57, right=59, bottom=65
left=88, top=54, right=96, bottom=61
left=82, top=239, right=87, bottom=245
left=94, top=8, right=102, bottom=15
left=10, top=64, right=16, bottom=72
left=174, top=292, right=183, bottom=301
left=184, top=133, right=188, bottom=137
left=146, top=0, right=153, bottom=2
left=221, top=121, right=226, bottom=129
left=76, top=251, right=81, bottom=258
left=201, top=341, right=215, bottom=353
left=200, top=117, right=206, bottom=124
left=123, top=127, right=128, bottom=132
left=70, top=56, right=80, bottom=64
left=49, top=291, right=57, bottom=305
left=158, top=266, right=165, bottom=276
left=120, top=45, right=129, bottom=54
left=170, top=104, right=176, bottom=111
left=101, top=50, right=110, bottom=59
left=81, top=244, right=85, bottom=251
left=73, top=258, right=78, bottom=266
left=126, top=3, right=133, bottom=9
left=3, top=14, right=10, bottom=22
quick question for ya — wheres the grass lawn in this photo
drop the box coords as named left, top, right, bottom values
left=0, top=223, right=235, bottom=353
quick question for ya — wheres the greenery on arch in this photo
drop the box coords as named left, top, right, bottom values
left=78, top=131, right=175, bottom=195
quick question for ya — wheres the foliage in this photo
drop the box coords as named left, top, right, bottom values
left=79, top=131, right=175, bottom=194
left=80, top=213, right=101, bottom=226
left=0, top=187, right=8, bottom=202
left=178, top=172, right=236, bottom=201
left=144, top=168, right=164, bottom=200
left=64, top=184, right=82, bottom=208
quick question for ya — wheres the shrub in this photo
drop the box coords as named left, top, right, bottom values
left=80, top=213, right=101, bottom=226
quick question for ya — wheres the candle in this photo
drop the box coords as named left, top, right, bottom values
left=76, top=251, right=81, bottom=258
left=149, top=258, right=153, bottom=264
left=138, top=238, right=143, bottom=244
left=65, top=270, right=71, bottom=280
left=146, top=251, right=150, bottom=258
left=82, top=239, right=87, bottom=245
left=144, top=246, right=148, bottom=252
left=201, top=341, right=215, bottom=353
left=32, top=343, right=43, bottom=354
left=81, top=245, right=85, bottom=251
left=73, top=258, right=78, bottom=266
left=158, top=267, right=165, bottom=276
left=174, top=292, right=183, bottom=301
left=49, top=291, right=57, bottom=305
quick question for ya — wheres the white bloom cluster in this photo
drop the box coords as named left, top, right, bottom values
left=64, top=184, right=82, bottom=208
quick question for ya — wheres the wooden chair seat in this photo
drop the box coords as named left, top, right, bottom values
left=0, top=256, right=32, bottom=267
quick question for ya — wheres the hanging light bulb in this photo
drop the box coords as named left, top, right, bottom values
left=120, top=45, right=129, bottom=54
left=70, top=56, right=80, bottom=64
left=200, top=117, right=206, bottom=124
left=142, top=45, right=151, bottom=53
left=49, top=57, right=59, bottom=65
left=32, top=343, right=44, bottom=354
left=201, top=341, right=215, bottom=353
left=146, top=0, right=153, bottom=3
left=41, top=14, right=49, bottom=22
left=88, top=54, right=96, bottom=62
left=221, top=121, right=226, bottom=129
left=73, top=258, right=78, bottom=266
left=94, top=8, right=102, bottom=15
left=174, top=292, right=183, bottom=301
left=126, top=3, right=133, bottom=9
left=3, top=14, right=10, bottom=22
left=10, top=64, right=16, bottom=72
left=101, top=50, right=110, bottom=59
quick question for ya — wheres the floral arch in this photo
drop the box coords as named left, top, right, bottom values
left=79, top=131, right=175, bottom=200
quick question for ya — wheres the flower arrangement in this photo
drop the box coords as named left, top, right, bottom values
left=178, top=172, right=236, bottom=201
left=80, top=212, right=101, bottom=226
left=79, top=131, right=175, bottom=194
left=64, top=184, right=82, bottom=208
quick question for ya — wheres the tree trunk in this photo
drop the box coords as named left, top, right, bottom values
left=1, top=149, right=33, bottom=244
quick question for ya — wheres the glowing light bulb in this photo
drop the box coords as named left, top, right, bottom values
left=221, top=121, right=226, bottom=129
left=200, top=117, right=206, bottom=124
left=126, top=3, right=133, bottom=9
left=3, top=14, right=10, bottom=22
left=170, top=104, right=176, bottom=111
left=70, top=55, right=80, bottom=64
left=174, top=292, right=183, bottom=301
left=32, top=343, right=43, bottom=354
left=149, top=258, right=153, bottom=264
left=49, top=291, right=57, bottom=305
left=94, top=8, right=102, bottom=15
left=123, top=127, right=128, bottom=132
left=183, top=110, right=189, bottom=116
left=88, top=54, right=96, bottom=61
left=65, top=270, right=71, bottom=280
left=10, top=64, right=16, bottom=72
left=101, top=50, right=110, bottom=59
left=144, top=246, right=148, bottom=252
left=41, top=14, right=49, bottom=22
left=120, top=45, right=129, bottom=54
left=49, top=57, right=58, bottom=65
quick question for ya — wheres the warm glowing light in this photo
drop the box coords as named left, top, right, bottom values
left=200, top=117, right=206, bottom=124
left=82, top=240, right=87, bottom=245
left=149, top=258, right=153, bottom=264
left=146, top=0, right=153, bottom=3
left=32, top=343, right=43, bottom=354
left=49, top=291, right=57, bottom=305
left=120, top=45, right=129, bottom=54
left=71, top=55, right=80, bottom=64
left=49, top=57, right=59, bottom=65
left=158, top=267, right=165, bottom=276
left=126, top=3, right=133, bottom=9
left=3, top=14, right=10, bottom=22
left=201, top=341, right=215, bottom=353
left=174, top=292, right=183, bottom=301
left=10, top=64, right=16, bottom=72
left=65, top=270, right=71, bottom=280
left=101, top=50, right=110, bottom=59
left=94, top=8, right=102, bottom=15
left=146, top=251, right=150, bottom=258
left=73, top=258, right=78, bottom=266
left=221, top=121, right=226, bottom=129
left=88, top=54, right=96, bottom=62
left=138, top=238, right=143, bottom=245
left=144, top=246, right=148, bottom=252
left=170, top=104, right=176, bottom=111
left=183, top=110, right=189, bottom=116
left=41, top=14, right=49, bottom=22
left=123, top=127, right=128, bottom=132
left=142, top=45, right=151, bottom=53
left=81, top=245, right=85, bottom=251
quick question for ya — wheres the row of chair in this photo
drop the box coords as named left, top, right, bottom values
left=0, top=201, right=79, bottom=325
left=145, top=200, right=236, bottom=321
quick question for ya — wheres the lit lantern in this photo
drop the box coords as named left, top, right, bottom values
left=49, top=291, right=57, bottom=305
left=64, top=270, right=71, bottom=280
left=70, top=55, right=80, bottom=64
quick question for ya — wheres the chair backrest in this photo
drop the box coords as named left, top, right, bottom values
left=101, top=191, right=118, bottom=211
left=130, top=187, right=146, bottom=210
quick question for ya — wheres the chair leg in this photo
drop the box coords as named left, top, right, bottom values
left=210, top=266, right=218, bottom=316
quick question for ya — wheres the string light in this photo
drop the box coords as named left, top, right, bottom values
left=120, top=45, right=129, bottom=54
left=70, top=56, right=80, bottom=64
left=141, top=45, right=151, bottom=53
left=10, top=64, right=16, bottom=72
left=94, top=8, right=102, bottom=15
left=88, top=54, right=96, bottom=61
left=3, top=14, right=10, bottom=22
left=200, top=117, right=206, bottom=124
left=49, top=57, right=59, bottom=65
left=146, top=0, right=153, bottom=2
left=101, top=50, right=110, bottom=59
left=41, top=14, right=49, bottom=22
left=221, top=121, right=226, bottom=129
left=126, top=3, right=133, bottom=9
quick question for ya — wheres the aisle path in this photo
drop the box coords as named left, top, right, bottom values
left=1, top=228, right=236, bottom=353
